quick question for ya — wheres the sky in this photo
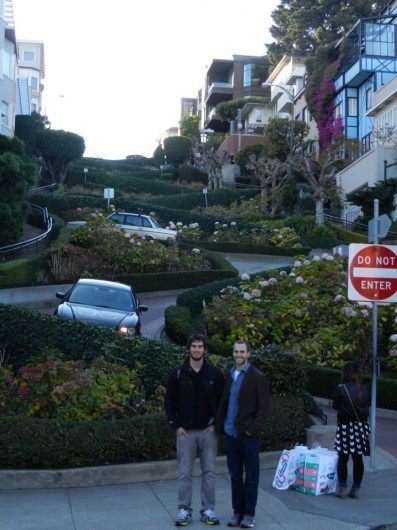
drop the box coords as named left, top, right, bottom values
left=12, top=0, right=279, bottom=160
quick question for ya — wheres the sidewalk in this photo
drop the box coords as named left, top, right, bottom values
left=0, top=444, right=396, bottom=530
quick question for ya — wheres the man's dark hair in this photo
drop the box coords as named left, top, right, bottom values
left=186, top=334, right=208, bottom=350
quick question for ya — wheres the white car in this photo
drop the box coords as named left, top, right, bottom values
left=107, top=212, right=178, bottom=241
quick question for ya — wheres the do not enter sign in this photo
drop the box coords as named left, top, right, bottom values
left=348, top=244, right=397, bottom=302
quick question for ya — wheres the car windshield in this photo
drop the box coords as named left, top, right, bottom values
left=68, top=284, right=135, bottom=311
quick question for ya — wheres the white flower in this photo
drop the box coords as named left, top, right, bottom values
left=360, top=310, right=369, bottom=317
left=91, top=213, right=97, bottom=218
left=231, top=222, right=237, bottom=227
left=334, top=294, right=345, bottom=303
left=189, top=223, right=196, bottom=229
left=222, top=224, right=228, bottom=228
left=312, top=255, right=321, bottom=262
left=213, top=231, right=218, bottom=235
left=294, top=260, right=302, bottom=268
left=341, top=306, right=357, bottom=317
left=268, top=277, right=278, bottom=284
left=251, top=289, right=261, bottom=298
left=176, top=222, right=183, bottom=227
left=169, top=222, right=176, bottom=229
left=124, top=232, right=131, bottom=239
left=243, top=293, right=252, bottom=300
left=191, top=248, right=200, bottom=254
left=289, top=272, right=296, bottom=277
left=149, top=211, right=156, bottom=217
left=279, top=270, right=287, bottom=276
left=136, top=242, right=141, bottom=246
left=304, top=259, right=311, bottom=266
left=273, top=228, right=280, bottom=232
left=129, top=239, right=135, bottom=244
left=295, top=276, right=304, bottom=283
left=240, top=273, right=250, bottom=281
left=322, top=253, right=334, bottom=261
left=215, top=221, right=220, bottom=226
left=149, top=239, right=155, bottom=244
left=77, top=207, right=82, bottom=211
left=259, top=280, right=269, bottom=287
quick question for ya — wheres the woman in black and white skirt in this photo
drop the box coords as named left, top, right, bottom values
left=332, top=361, right=370, bottom=499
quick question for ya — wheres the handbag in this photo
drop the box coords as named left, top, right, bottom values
left=343, top=384, right=370, bottom=444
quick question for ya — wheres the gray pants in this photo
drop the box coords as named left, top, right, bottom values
left=176, top=429, right=218, bottom=512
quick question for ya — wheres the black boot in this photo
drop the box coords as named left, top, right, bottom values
left=348, top=485, right=360, bottom=499
left=336, top=484, right=348, bottom=498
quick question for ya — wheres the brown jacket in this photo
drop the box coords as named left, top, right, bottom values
left=215, top=364, right=270, bottom=437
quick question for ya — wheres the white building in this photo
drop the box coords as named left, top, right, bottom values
left=16, top=40, right=45, bottom=116
left=0, top=0, right=16, bottom=137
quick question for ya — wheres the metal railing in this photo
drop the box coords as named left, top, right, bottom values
left=0, top=203, right=52, bottom=256
left=324, top=213, right=397, bottom=240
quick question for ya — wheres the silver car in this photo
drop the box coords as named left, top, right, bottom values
left=54, top=278, right=148, bottom=336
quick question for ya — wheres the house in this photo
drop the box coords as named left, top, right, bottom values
left=332, top=1, right=397, bottom=219
left=16, top=40, right=45, bottom=116
left=0, top=0, right=17, bottom=138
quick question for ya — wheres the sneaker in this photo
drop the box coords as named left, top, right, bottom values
left=227, top=513, right=242, bottom=527
left=175, top=508, right=192, bottom=526
left=200, top=508, right=220, bottom=525
left=240, top=515, right=255, bottom=528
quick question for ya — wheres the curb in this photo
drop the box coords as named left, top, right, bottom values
left=0, top=452, right=280, bottom=490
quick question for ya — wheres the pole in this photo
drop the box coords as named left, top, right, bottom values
left=289, top=111, right=294, bottom=179
left=370, top=199, right=379, bottom=470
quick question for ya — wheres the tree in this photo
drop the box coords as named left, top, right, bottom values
left=0, top=135, right=36, bottom=245
left=216, top=98, right=267, bottom=123
left=263, top=117, right=309, bottom=161
left=35, top=129, right=85, bottom=185
left=245, top=154, right=289, bottom=216
left=152, top=144, right=165, bottom=168
left=163, top=136, right=192, bottom=179
left=346, top=178, right=397, bottom=222
left=291, top=147, right=343, bottom=225
left=202, top=149, right=230, bottom=189
left=266, top=0, right=389, bottom=69
left=179, top=115, right=200, bottom=145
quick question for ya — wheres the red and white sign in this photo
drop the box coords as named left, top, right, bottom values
left=348, top=244, right=397, bottom=302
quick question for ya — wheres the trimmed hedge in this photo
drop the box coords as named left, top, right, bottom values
left=0, top=397, right=305, bottom=469
left=305, top=365, right=397, bottom=411
left=183, top=240, right=310, bottom=256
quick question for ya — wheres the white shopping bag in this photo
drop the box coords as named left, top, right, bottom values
left=272, top=445, right=308, bottom=490
left=294, top=448, right=338, bottom=495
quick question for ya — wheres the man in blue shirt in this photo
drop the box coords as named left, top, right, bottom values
left=216, top=340, right=270, bottom=528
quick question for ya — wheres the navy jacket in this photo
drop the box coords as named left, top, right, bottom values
left=164, top=359, right=225, bottom=431
left=215, top=365, right=270, bottom=437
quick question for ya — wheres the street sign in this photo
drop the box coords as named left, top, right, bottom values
left=368, top=213, right=392, bottom=242
left=348, top=244, right=397, bottom=302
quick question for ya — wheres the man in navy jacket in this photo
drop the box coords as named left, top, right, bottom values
left=215, top=340, right=270, bottom=528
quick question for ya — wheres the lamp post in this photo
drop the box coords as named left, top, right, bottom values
left=262, top=82, right=295, bottom=179
left=83, top=167, right=88, bottom=183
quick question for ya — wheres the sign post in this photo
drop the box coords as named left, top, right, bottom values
left=348, top=200, right=397, bottom=469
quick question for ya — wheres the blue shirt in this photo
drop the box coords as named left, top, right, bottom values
left=223, top=363, right=250, bottom=437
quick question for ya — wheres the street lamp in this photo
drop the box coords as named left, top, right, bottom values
left=262, top=82, right=295, bottom=179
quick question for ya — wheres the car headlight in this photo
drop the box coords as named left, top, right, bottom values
left=118, top=325, right=136, bottom=335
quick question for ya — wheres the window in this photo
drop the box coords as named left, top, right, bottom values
left=255, top=109, right=262, bottom=123
left=31, top=77, right=38, bottom=91
left=23, top=51, right=35, bottom=62
left=243, top=64, right=253, bottom=87
left=366, top=89, right=372, bottom=110
left=31, top=103, right=37, bottom=113
left=3, top=50, right=14, bottom=78
left=365, top=23, right=395, bottom=57
left=348, top=97, right=358, bottom=116
left=1, top=101, right=9, bottom=126
left=334, top=102, right=343, bottom=117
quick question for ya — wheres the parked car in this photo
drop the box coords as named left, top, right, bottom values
left=54, top=278, right=148, bottom=336
left=67, top=212, right=178, bottom=242
left=107, top=212, right=178, bottom=241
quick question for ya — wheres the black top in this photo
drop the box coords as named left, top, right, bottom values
left=332, top=381, right=370, bottom=422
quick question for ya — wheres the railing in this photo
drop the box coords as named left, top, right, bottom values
left=0, top=203, right=52, bottom=256
left=324, top=213, right=397, bottom=240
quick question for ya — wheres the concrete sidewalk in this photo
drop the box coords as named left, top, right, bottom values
left=0, top=446, right=396, bottom=530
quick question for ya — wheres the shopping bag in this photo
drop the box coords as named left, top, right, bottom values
left=272, top=445, right=308, bottom=490
left=294, top=448, right=338, bottom=496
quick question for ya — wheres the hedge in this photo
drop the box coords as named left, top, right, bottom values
left=0, top=397, right=306, bottom=469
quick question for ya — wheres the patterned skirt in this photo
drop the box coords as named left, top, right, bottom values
left=335, top=420, right=371, bottom=456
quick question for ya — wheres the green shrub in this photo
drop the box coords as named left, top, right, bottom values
left=164, top=306, right=197, bottom=345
